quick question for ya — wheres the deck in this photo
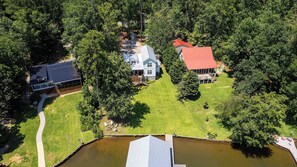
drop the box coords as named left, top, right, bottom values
left=275, top=136, right=297, bottom=163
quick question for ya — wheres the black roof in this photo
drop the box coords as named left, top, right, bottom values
left=29, top=64, right=48, bottom=85
left=29, top=60, right=81, bottom=85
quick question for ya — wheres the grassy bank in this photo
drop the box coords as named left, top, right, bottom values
left=43, top=93, right=94, bottom=166
left=124, top=67, right=234, bottom=140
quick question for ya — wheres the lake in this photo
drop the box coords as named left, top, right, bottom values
left=59, top=136, right=296, bottom=167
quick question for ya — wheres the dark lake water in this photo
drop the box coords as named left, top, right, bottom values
left=59, top=136, right=296, bottom=167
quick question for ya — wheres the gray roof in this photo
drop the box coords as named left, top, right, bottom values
left=29, top=64, right=48, bottom=84
left=141, top=45, right=157, bottom=62
left=47, top=61, right=80, bottom=83
left=29, top=60, right=80, bottom=85
left=126, top=136, right=172, bottom=167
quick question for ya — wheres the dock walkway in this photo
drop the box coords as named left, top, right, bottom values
left=275, top=136, right=297, bottom=163
left=165, top=134, right=186, bottom=167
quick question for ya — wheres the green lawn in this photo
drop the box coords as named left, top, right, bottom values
left=2, top=67, right=297, bottom=166
left=125, top=67, right=234, bottom=139
left=43, top=93, right=94, bottom=166
left=0, top=107, right=39, bottom=166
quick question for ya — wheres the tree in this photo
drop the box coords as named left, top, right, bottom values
left=62, top=0, right=101, bottom=52
left=218, top=93, right=287, bottom=148
left=169, top=59, right=186, bottom=84
left=145, top=7, right=175, bottom=54
left=0, top=34, right=26, bottom=119
left=102, top=52, right=134, bottom=121
left=223, top=11, right=292, bottom=96
left=190, top=0, right=237, bottom=53
left=178, top=71, right=199, bottom=100
left=76, top=30, right=134, bottom=121
left=3, top=0, right=64, bottom=64
left=162, top=44, right=178, bottom=71
left=97, top=2, right=120, bottom=52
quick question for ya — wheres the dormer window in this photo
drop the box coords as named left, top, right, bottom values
left=147, top=62, right=152, bottom=67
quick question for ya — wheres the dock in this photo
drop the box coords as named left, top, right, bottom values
left=165, top=134, right=187, bottom=167
left=275, top=136, right=297, bottom=163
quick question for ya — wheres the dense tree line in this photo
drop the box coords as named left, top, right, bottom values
left=143, top=0, right=297, bottom=147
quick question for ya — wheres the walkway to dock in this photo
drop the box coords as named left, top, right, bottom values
left=165, top=134, right=187, bottom=167
left=274, top=136, right=297, bottom=163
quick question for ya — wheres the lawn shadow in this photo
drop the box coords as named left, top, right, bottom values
left=2, top=125, right=25, bottom=155
left=42, top=97, right=57, bottom=110
left=0, top=104, right=37, bottom=159
left=231, top=143, right=272, bottom=158
left=185, top=92, right=201, bottom=101
left=15, top=104, right=38, bottom=124
left=157, top=67, right=164, bottom=79
left=0, top=96, right=57, bottom=159
left=124, top=101, right=150, bottom=128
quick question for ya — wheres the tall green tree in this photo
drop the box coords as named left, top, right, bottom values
left=0, top=35, right=26, bottom=119
left=97, top=2, right=120, bottom=52
left=76, top=30, right=134, bottom=121
left=162, top=44, right=178, bottom=71
left=62, top=0, right=101, bottom=52
left=218, top=93, right=287, bottom=148
left=178, top=71, right=199, bottom=100
left=3, top=0, right=64, bottom=64
left=190, top=0, right=237, bottom=53
left=169, top=59, right=186, bottom=84
left=145, top=7, right=175, bottom=54
left=223, top=11, right=291, bottom=96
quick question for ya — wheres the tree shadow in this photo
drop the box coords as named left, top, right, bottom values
left=185, top=92, right=201, bottom=101
left=157, top=67, right=164, bottom=79
left=224, top=69, right=234, bottom=78
left=2, top=125, right=25, bottom=155
left=124, top=101, right=150, bottom=128
left=15, top=105, right=38, bottom=124
left=0, top=96, right=57, bottom=159
left=42, top=97, right=57, bottom=109
left=0, top=105, right=35, bottom=161
left=231, top=143, right=273, bottom=158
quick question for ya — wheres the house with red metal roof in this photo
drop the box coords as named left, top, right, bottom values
left=180, top=47, right=217, bottom=84
left=173, top=39, right=193, bottom=54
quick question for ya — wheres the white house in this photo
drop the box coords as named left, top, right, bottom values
left=124, top=45, right=160, bottom=81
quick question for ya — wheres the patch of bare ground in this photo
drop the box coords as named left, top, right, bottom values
left=9, top=153, right=22, bottom=164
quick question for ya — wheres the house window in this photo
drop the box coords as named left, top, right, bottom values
left=147, top=70, right=152, bottom=75
left=147, top=62, right=152, bottom=67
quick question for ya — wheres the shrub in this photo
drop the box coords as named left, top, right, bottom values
left=207, top=132, right=217, bottom=139
left=203, top=101, right=209, bottom=109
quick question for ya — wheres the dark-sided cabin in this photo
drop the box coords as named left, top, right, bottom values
left=29, top=60, right=81, bottom=94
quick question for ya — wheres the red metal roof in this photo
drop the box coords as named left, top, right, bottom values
left=182, top=47, right=217, bottom=70
left=173, top=39, right=193, bottom=48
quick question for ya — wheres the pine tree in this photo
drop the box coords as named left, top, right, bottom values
left=169, top=59, right=186, bottom=84
left=178, top=71, right=199, bottom=100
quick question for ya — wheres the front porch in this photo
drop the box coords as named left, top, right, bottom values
left=131, top=70, right=145, bottom=85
